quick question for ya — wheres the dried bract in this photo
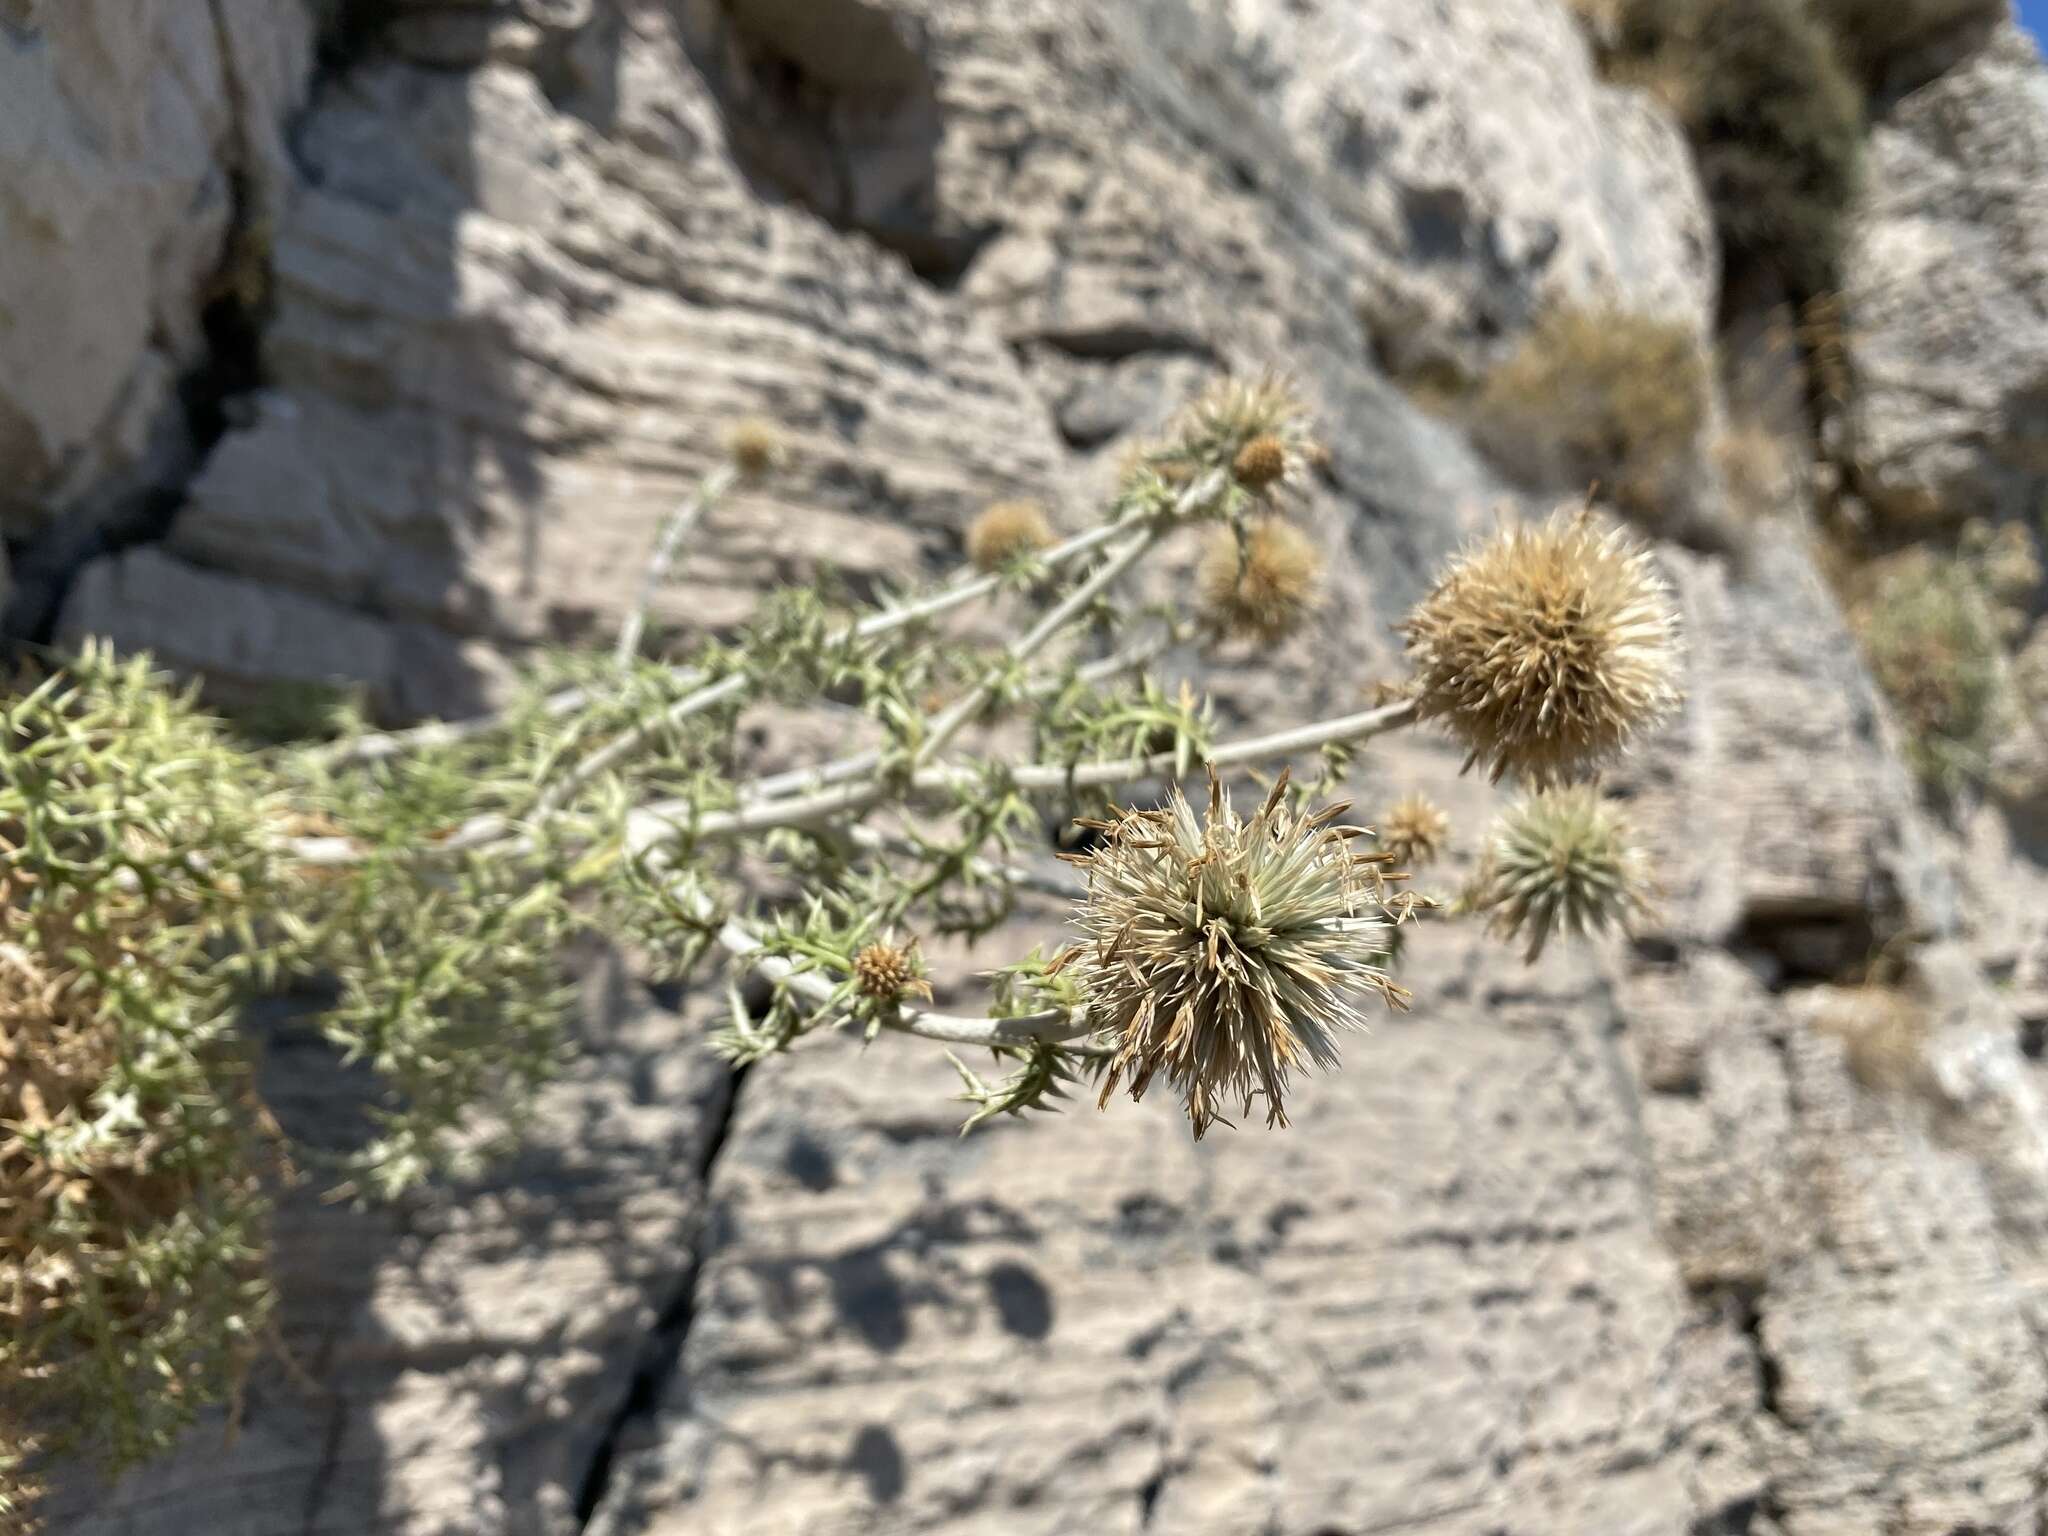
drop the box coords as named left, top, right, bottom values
left=1401, top=507, right=1683, bottom=785
left=1071, top=772, right=1410, bottom=1138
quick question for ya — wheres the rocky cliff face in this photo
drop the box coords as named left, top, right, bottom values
left=10, top=1, right=2048, bottom=1533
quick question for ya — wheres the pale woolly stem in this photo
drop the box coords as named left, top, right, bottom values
left=713, top=912, right=1091, bottom=1048
left=740, top=622, right=1175, bottom=806
left=524, top=522, right=1149, bottom=824
left=623, top=697, right=1420, bottom=846
left=289, top=695, right=1416, bottom=869
left=912, top=521, right=1170, bottom=768
left=311, top=519, right=1129, bottom=771
left=614, top=468, right=730, bottom=668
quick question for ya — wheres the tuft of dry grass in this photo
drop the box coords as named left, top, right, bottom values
left=1470, top=308, right=1710, bottom=531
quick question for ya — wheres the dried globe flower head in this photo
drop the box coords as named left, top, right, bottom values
left=1469, top=786, right=1652, bottom=961
left=1378, top=793, right=1450, bottom=870
left=852, top=939, right=932, bottom=1003
left=1153, top=372, right=1319, bottom=492
left=1401, top=506, right=1683, bottom=785
left=966, top=499, right=1055, bottom=572
left=1197, top=519, right=1322, bottom=643
left=1232, top=433, right=1290, bottom=492
left=727, top=417, right=785, bottom=480
left=1069, top=770, right=1411, bottom=1139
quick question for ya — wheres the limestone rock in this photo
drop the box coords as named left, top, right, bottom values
left=1840, top=23, right=2048, bottom=528
left=0, top=0, right=312, bottom=536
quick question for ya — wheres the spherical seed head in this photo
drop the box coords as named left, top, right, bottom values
left=727, top=418, right=784, bottom=480
left=1072, top=772, right=1410, bottom=1139
left=1197, top=518, right=1322, bottom=644
left=1401, top=507, right=1683, bottom=786
left=852, top=940, right=924, bottom=1002
left=1378, top=793, right=1451, bottom=870
left=1232, top=434, right=1290, bottom=492
left=966, top=499, right=1055, bottom=573
left=1473, top=786, right=1651, bottom=962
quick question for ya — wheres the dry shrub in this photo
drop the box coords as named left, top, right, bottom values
left=1470, top=308, right=1710, bottom=531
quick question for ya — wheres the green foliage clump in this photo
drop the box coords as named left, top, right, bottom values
left=0, top=648, right=278, bottom=1503
left=1851, top=550, right=2009, bottom=793
left=1611, top=0, right=1864, bottom=296
left=1810, top=0, right=2006, bottom=82
left=1471, top=308, right=1710, bottom=529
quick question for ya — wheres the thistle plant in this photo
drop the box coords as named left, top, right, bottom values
left=0, top=376, right=1684, bottom=1513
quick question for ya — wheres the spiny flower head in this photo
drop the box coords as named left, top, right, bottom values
left=1469, top=786, right=1651, bottom=961
left=966, top=499, right=1055, bottom=572
left=1378, top=793, right=1451, bottom=870
left=727, top=418, right=785, bottom=480
left=852, top=939, right=931, bottom=1003
left=1153, top=372, right=1320, bottom=496
left=1401, top=506, right=1683, bottom=786
left=1068, top=770, right=1411, bottom=1139
left=1197, top=518, right=1322, bottom=643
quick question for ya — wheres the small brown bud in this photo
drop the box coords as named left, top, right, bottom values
left=727, top=418, right=784, bottom=480
left=1232, top=433, right=1290, bottom=491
